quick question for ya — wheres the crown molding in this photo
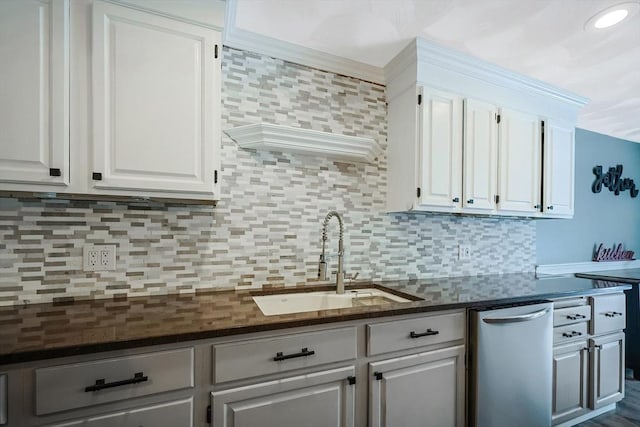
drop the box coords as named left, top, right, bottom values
left=225, top=123, right=383, bottom=164
left=223, top=0, right=384, bottom=84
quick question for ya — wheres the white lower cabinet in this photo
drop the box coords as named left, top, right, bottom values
left=369, top=345, right=465, bottom=427
left=46, top=398, right=193, bottom=427
left=211, top=366, right=355, bottom=427
left=552, top=341, right=589, bottom=424
left=551, top=293, right=626, bottom=426
left=590, top=332, right=625, bottom=409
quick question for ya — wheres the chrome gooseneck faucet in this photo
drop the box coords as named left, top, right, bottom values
left=318, top=211, right=345, bottom=294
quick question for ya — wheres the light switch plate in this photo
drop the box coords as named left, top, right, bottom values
left=458, top=244, right=471, bottom=260
left=83, top=245, right=116, bottom=271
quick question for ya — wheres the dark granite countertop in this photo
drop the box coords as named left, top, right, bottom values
left=576, top=269, right=640, bottom=284
left=0, top=273, right=630, bottom=365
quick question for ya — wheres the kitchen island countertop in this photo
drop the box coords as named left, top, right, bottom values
left=0, top=272, right=630, bottom=365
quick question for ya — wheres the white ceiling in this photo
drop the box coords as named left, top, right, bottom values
left=229, top=0, right=640, bottom=143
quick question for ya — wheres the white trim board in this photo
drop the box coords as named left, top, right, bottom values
left=223, top=0, right=384, bottom=84
left=536, top=260, right=640, bottom=276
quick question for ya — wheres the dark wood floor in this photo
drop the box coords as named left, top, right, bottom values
left=576, top=376, right=640, bottom=426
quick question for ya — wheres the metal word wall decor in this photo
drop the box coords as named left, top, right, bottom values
left=593, top=243, right=635, bottom=262
left=592, top=164, right=639, bottom=197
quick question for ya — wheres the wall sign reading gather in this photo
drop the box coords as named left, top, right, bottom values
left=592, top=165, right=638, bottom=198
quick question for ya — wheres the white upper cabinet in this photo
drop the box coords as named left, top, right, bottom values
left=497, top=108, right=541, bottom=214
left=417, top=88, right=463, bottom=209
left=91, top=1, right=220, bottom=198
left=385, top=39, right=587, bottom=218
left=543, top=121, right=575, bottom=217
left=463, top=99, right=499, bottom=211
left=0, top=0, right=69, bottom=188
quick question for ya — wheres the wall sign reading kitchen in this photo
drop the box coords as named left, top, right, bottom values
left=592, top=164, right=638, bottom=197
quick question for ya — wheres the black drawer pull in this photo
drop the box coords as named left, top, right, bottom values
left=409, top=329, right=439, bottom=339
left=84, top=372, right=148, bottom=392
left=273, top=347, right=315, bottom=362
left=562, top=331, right=583, bottom=338
left=604, top=311, right=623, bottom=318
left=566, top=314, right=586, bottom=320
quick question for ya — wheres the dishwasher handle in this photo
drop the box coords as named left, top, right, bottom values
left=0, top=373, right=6, bottom=425
left=482, top=307, right=551, bottom=324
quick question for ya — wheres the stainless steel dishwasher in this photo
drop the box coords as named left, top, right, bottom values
left=469, top=301, right=553, bottom=427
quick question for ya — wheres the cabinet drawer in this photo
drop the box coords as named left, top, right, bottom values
left=591, top=294, right=626, bottom=336
left=36, top=348, right=194, bottom=415
left=46, top=397, right=193, bottom=427
left=554, top=305, right=591, bottom=327
left=213, top=327, right=357, bottom=383
left=367, top=311, right=464, bottom=356
left=554, top=323, right=588, bottom=344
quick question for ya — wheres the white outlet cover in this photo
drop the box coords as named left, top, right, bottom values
left=458, top=244, right=471, bottom=260
left=83, top=245, right=116, bottom=271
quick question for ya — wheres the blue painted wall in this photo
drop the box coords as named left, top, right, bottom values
left=536, top=128, right=640, bottom=264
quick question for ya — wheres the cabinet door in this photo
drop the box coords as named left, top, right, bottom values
left=91, top=1, right=220, bottom=197
left=369, top=345, right=465, bottom=427
left=0, top=0, right=69, bottom=187
left=463, top=99, right=499, bottom=211
left=590, top=333, right=625, bottom=409
left=46, top=398, right=193, bottom=427
left=211, top=366, right=355, bottom=427
left=543, top=121, right=575, bottom=217
left=552, top=341, right=589, bottom=425
left=498, top=108, right=541, bottom=213
left=417, top=88, right=463, bottom=209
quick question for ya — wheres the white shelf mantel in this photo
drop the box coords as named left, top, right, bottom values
left=224, top=123, right=383, bottom=164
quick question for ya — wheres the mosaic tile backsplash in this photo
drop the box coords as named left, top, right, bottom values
left=0, top=47, right=536, bottom=306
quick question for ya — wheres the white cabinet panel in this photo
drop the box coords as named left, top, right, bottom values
left=91, top=0, right=220, bottom=196
left=211, top=366, right=355, bottom=427
left=590, top=333, right=625, bottom=409
left=543, top=121, right=575, bottom=216
left=369, top=345, right=465, bottom=427
left=498, top=108, right=541, bottom=213
left=463, top=99, right=499, bottom=211
left=417, top=88, right=463, bottom=209
left=0, top=0, right=69, bottom=187
left=46, top=398, right=193, bottom=427
left=552, top=341, right=589, bottom=424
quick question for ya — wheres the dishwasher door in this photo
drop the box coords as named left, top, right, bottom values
left=469, top=302, right=553, bottom=427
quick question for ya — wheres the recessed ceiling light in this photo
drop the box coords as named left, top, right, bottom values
left=585, top=2, right=640, bottom=31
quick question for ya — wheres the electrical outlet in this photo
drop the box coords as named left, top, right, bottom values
left=84, top=245, right=116, bottom=271
left=458, top=244, right=471, bottom=260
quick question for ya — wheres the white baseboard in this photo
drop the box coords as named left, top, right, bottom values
left=536, top=260, right=640, bottom=276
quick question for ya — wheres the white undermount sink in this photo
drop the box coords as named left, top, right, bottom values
left=253, top=288, right=413, bottom=316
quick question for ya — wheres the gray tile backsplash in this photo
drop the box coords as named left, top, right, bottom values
left=0, top=47, right=535, bottom=306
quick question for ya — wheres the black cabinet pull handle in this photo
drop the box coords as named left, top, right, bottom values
left=452, top=197, right=459, bottom=203
left=566, top=314, right=586, bottom=320
left=562, top=331, right=582, bottom=338
left=409, top=329, right=439, bottom=338
left=547, top=205, right=554, bottom=210
left=604, top=311, right=623, bottom=318
left=84, top=372, right=148, bottom=392
left=467, top=199, right=474, bottom=204
left=273, top=347, right=315, bottom=361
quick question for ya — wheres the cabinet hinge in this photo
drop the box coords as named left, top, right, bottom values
left=494, top=195, right=500, bottom=204
left=347, top=376, right=356, bottom=385
left=496, top=114, right=501, bottom=124
left=206, top=405, right=212, bottom=424
left=214, top=44, right=219, bottom=59
left=92, top=172, right=102, bottom=181
left=49, top=168, right=61, bottom=177
left=417, top=94, right=422, bottom=105
left=417, top=187, right=421, bottom=198
left=374, top=372, right=383, bottom=381
left=214, top=170, right=218, bottom=184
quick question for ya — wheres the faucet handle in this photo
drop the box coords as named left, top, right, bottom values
left=345, top=272, right=359, bottom=283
